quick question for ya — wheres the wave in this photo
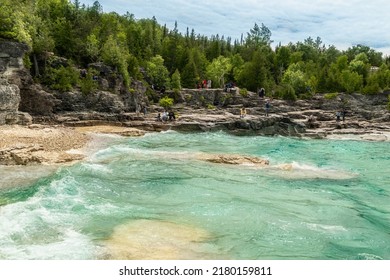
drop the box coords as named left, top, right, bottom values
left=265, top=161, right=358, bottom=180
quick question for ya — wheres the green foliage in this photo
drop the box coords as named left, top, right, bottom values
left=0, top=0, right=34, bottom=45
left=146, top=55, right=170, bottom=89
left=79, top=69, right=98, bottom=95
left=101, top=35, right=131, bottom=87
left=275, top=84, right=297, bottom=101
left=171, top=69, right=182, bottom=90
left=159, top=96, right=174, bottom=109
left=374, top=65, right=390, bottom=90
left=85, top=33, right=100, bottom=61
left=282, top=64, right=308, bottom=95
left=362, top=83, right=381, bottom=95
left=339, top=70, right=363, bottom=93
left=246, top=23, right=273, bottom=47
left=237, top=50, right=269, bottom=91
left=23, top=54, right=32, bottom=69
left=324, top=93, right=339, bottom=100
left=239, top=88, right=248, bottom=97
left=44, top=65, right=79, bottom=92
left=3, top=0, right=388, bottom=100
left=206, top=56, right=232, bottom=88
left=181, top=60, right=199, bottom=88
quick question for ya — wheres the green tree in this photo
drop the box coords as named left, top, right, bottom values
left=246, top=23, right=273, bottom=47
left=181, top=59, right=199, bottom=88
left=206, top=56, right=232, bottom=88
left=349, top=53, right=369, bottom=83
left=101, top=34, right=131, bottom=87
left=146, top=55, right=170, bottom=89
left=237, top=50, right=269, bottom=91
left=171, top=69, right=182, bottom=90
left=339, top=70, right=363, bottom=93
left=275, top=45, right=291, bottom=82
left=0, top=0, right=35, bottom=45
left=282, top=64, right=308, bottom=95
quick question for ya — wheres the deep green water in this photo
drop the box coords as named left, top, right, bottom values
left=0, top=131, right=389, bottom=259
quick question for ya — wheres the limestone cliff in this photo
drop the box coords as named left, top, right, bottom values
left=0, top=40, right=32, bottom=125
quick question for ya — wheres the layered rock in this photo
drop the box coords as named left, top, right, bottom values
left=0, top=40, right=32, bottom=125
left=198, top=154, right=269, bottom=166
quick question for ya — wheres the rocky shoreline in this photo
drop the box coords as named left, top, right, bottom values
left=1, top=40, right=389, bottom=166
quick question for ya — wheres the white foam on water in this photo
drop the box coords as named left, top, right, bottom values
left=90, top=144, right=199, bottom=164
left=80, top=162, right=113, bottom=175
left=356, top=253, right=383, bottom=260
left=303, top=222, right=348, bottom=233
left=266, top=161, right=358, bottom=180
left=0, top=227, right=98, bottom=260
left=0, top=175, right=97, bottom=259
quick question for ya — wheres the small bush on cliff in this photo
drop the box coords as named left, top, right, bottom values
left=159, top=96, right=174, bottom=109
left=324, top=92, right=338, bottom=100
left=239, top=88, right=248, bottom=97
left=275, top=84, right=297, bottom=101
left=43, top=65, right=78, bottom=92
left=79, top=69, right=98, bottom=95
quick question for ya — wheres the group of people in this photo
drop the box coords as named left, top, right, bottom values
left=197, top=79, right=212, bottom=89
left=336, top=108, right=347, bottom=122
left=156, top=111, right=176, bottom=122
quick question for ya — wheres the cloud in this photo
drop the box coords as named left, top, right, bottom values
left=80, top=0, right=390, bottom=55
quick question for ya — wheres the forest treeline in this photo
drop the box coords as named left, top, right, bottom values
left=1, top=0, right=390, bottom=101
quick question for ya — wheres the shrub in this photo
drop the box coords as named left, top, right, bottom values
left=324, top=92, right=339, bottom=100
left=239, top=88, right=248, bottom=97
left=44, top=65, right=79, bottom=92
left=159, top=96, right=174, bottom=109
left=79, top=69, right=98, bottom=95
left=276, top=84, right=297, bottom=101
left=339, top=70, right=363, bottom=93
left=362, top=83, right=381, bottom=95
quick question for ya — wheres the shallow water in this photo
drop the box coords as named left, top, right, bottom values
left=0, top=131, right=389, bottom=259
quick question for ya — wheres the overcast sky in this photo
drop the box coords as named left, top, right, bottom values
left=79, top=0, right=390, bottom=56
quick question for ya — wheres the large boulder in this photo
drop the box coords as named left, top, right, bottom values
left=0, top=40, right=32, bottom=125
left=0, top=83, right=21, bottom=125
left=53, top=90, right=125, bottom=113
left=0, top=40, right=30, bottom=72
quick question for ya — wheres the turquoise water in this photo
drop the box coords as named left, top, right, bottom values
left=0, top=131, right=389, bottom=260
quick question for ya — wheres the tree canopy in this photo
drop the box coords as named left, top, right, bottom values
left=1, top=0, right=390, bottom=98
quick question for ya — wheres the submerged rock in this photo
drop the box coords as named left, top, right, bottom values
left=102, top=219, right=222, bottom=260
left=198, top=154, right=269, bottom=166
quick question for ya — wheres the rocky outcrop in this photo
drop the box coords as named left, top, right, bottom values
left=198, top=154, right=269, bottom=166
left=0, top=144, right=84, bottom=165
left=52, top=90, right=125, bottom=113
left=0, top=40, right=29, bottom=72
left=0, top=40, right=32, bottom=125
left=0, top=83, right=20, bottom=125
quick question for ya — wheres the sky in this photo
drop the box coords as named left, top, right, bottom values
left=79, top=0, right=390, bottom=56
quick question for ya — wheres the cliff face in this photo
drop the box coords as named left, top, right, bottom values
left=0, top=40, right=32, bottom=125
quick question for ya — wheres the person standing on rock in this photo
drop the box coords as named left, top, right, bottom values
left=265, top=100, right=270, bottom=117
left=341, top=108, right=347, bottom=122
left=258, top=88, right=265, bottom=99
left=240, top=107, right=247, bottom=118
